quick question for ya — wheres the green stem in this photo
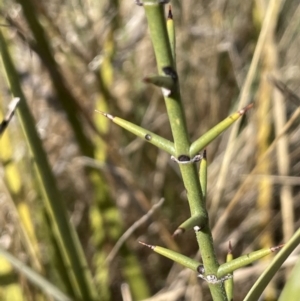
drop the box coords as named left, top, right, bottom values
left=224, top=243, right=233, bottom=301
left=0, top=30, right=97, bottom=301
left=143, top=2, right=227, bottom=300
left=144, top=2, right=189, bottom=155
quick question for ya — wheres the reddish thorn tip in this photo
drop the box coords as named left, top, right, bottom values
left=95, top=110, right=114, bottom=120
left=271, top=244, right=284, bottom=252
left=228, top=241, right=233, bottom=254
left=239, top=103, right=254, bottom=115
left=138, top=241, right=154, bottom=249
left=168, top=5, right=173, bottom=19
left=203, top=149, right=207, bottom=159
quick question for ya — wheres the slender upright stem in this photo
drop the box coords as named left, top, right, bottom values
left=143, top=2, right=227, bottom=299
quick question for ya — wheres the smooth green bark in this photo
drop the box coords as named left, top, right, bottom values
left=143, top=2, right=226, bottom=300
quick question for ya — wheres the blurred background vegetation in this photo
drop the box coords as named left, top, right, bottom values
left=0, top=0, right=299, bottom=300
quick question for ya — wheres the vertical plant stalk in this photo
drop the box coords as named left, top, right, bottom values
left=268, top=0, right=294, bottom=243
left=254, top=1, right=279, bottom=297
left=143, top=2, right=226, bottom=300
left=0, top=30, right=97, bottom=301
left=15, top=0, right=95, bottom=157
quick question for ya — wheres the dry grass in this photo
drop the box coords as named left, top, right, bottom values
left=0, top=0, right=300, bottom=300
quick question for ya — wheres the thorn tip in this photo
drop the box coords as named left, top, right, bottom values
left=239, top=103, right=254, bottom=115
left=168, top=5, right=173, bottom=19
left=95, top=109, right=114, bottom=120
left=270, top=244, right=284, bottom=252
left=228, top=241, right=232, bottom=254
left=138, top=241, right=155, bottom=249
left=173, top=228, right=184, bottom=237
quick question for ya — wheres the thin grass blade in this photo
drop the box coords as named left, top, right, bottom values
left=0, top=247, right=72, bottom=301
left=243, top=229, right=300, bottom=301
